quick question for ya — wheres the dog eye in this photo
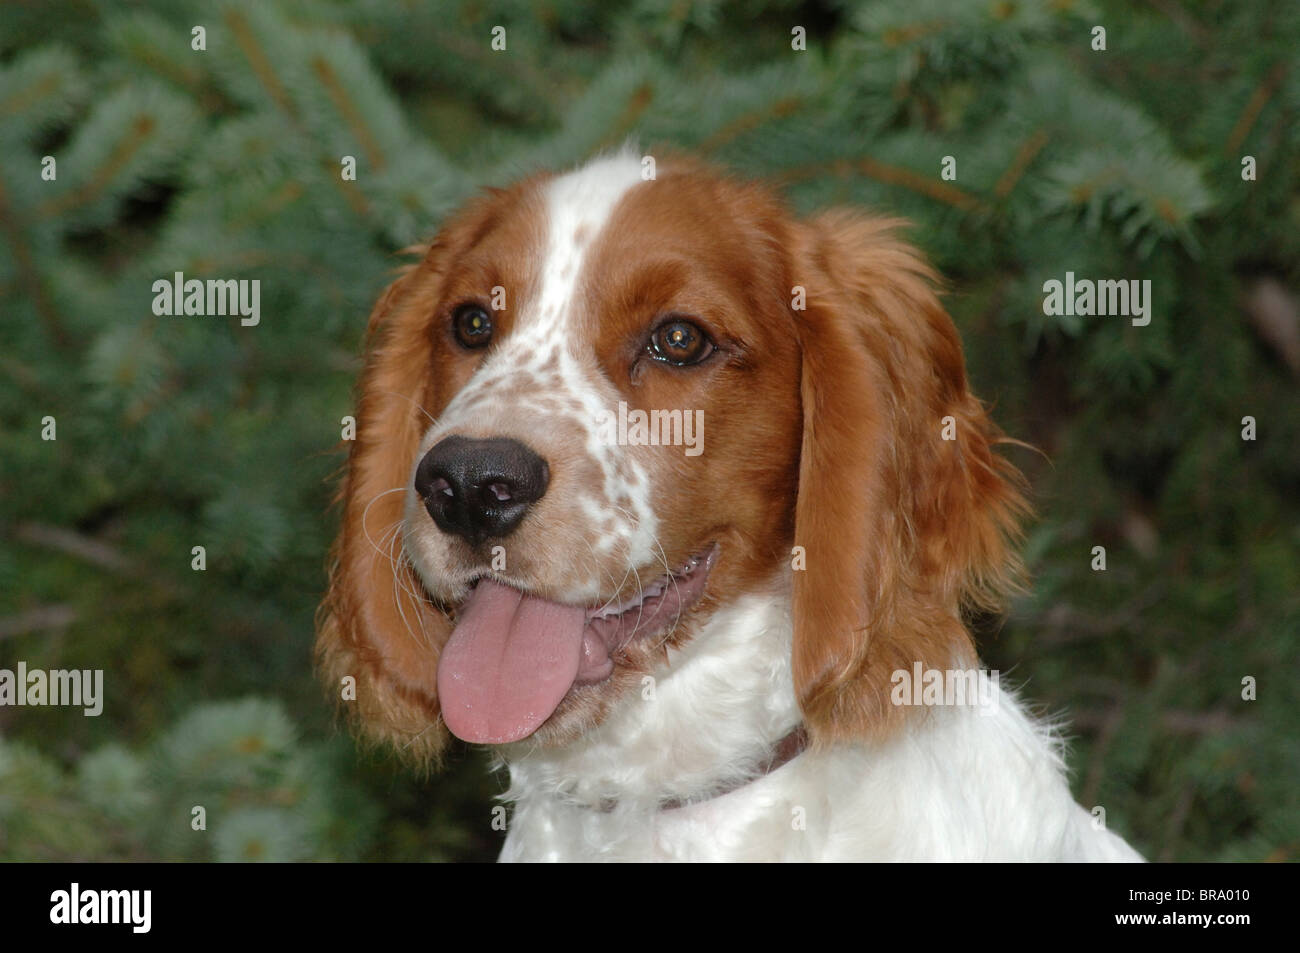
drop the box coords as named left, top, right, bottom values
left=647, top=318, right=713, bottom=366
left=452, top=303, right=493, bottom=349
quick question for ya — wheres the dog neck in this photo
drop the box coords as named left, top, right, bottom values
left=619, top=724, right=809, bottom=812
left=498, top=576, right=803, bottom=811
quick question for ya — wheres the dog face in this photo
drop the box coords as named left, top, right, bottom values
left=317, top=152, right=1026, bottom=763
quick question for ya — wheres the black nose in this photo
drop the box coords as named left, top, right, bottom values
left=414, top=436, right=550, bottom=545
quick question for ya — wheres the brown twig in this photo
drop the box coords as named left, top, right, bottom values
left=1023, top=579, right=1169, bottom=646
left=16, top=523, right=136, bottom=574
left=0, top=180, right=68, bottom=347
left=0, top=70, right=60, bottom=117
left=0, top=605, right=77, bottom=640
left=994, top=129, right=1050, bottom=198
left=778, top=157, right=990, bottom=213
left=1070, top=708, right=1239, bottom=736
left=311, top=55, right=387, bottom=172
left=1158, top=781, right=1198, bottom=862
left=598, top=83, right=656, bottom=152
left=37, top=114, right=157, bottom=219
left=1080, top=703, right=1124, bottom=809
left=1142, top=0, right=1212, bottom=47
left=1225, top=62, right=1289, bottom=156
left=14, top=521, right=187, bottom=602
left=226, top=8, right=370, bottom=218
left=697, top=96, right=804, bottom=155
left=225, top=8, right=295, bottom=115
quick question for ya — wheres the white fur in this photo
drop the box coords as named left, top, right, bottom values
left=405, top=152, right=658, bottom=605
left=497, top=574, right=1143, bottom=862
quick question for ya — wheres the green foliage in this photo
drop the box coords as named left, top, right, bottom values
left=1, top=0, right=1296, bottom=861
left=0, top=698, right=380, bottom=861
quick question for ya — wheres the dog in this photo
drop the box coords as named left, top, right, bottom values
left=317, top=150, right=1143, bottom=862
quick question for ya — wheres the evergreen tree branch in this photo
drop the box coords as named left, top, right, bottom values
left=310, top=54, right=388, bottom=172
left=1157, top=782, right=1198, bottom=863
left=224, top=7, right=296, bottom=117
left=994, top=128, right=1049, bottom=198
left=1142, top=0, right=1212, bottom=48
left=0, top=179, right=67, bottom=348
left=0, top=605, right=77, bottom=641
left=1079, top=703, right=1124, bottom=809
left=1070, top=708, right=1241, bottom=735
left=1224, top=62, right=1288, bottom=156
left=334, top=171, right=371, bottom=218
left=697, top=95, right=805, bottom=154
left=16, top=522, right=136, bottom=574
left=779, top=156, right=990, bottom=212
left=36, top=113, right=157, bottom=219
left=223, top=9, right=371, bottom=218
left=14, top=522, right=190, bottom=602
left=0, top=70, right=60, bottom=117
left=596, top=82, right=654, bottom=152
left=0, top=354, right=43, bottom=395
left=118, top=35, right=206, bottom=98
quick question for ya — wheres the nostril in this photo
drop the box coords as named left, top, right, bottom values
left=416, top=435, right=549, bottom=544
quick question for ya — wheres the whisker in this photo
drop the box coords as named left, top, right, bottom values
left=376, top=387, right=439, bottom=427
left=361, top=486, right=409, bottom=557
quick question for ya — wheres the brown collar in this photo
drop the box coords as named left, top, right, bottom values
left=586, top=725, right=810, bottom=813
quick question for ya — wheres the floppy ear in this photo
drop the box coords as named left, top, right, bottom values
left=315, top=251, right=453, bottom=767
left=788, top=211, right=1029, bottom=746
left=317, top=181, right=542, bottom=766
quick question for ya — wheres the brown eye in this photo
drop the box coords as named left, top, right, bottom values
left=452, top=303, right=493, bottom=349
left=648, top=318, right=713, bottom=366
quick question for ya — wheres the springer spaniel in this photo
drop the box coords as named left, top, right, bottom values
left=317, top=150, right=1143, bottom=862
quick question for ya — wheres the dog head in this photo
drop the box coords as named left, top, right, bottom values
left=317, top=151, right=1026, bottom=764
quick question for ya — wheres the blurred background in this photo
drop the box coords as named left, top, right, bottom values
left=1, top=0, right=1297, bottom=862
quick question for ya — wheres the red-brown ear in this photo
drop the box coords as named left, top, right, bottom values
left=789, top=211, right=1029, bottom=746
left=317, top=179, right=544, bottom=766
left=315, top=252, right=452, bottom=767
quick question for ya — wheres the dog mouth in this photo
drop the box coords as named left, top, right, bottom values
left=436, top=544, right=718, bottom=745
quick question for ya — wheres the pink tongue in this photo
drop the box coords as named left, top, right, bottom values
left=437, top=580, right=588, bottom=744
